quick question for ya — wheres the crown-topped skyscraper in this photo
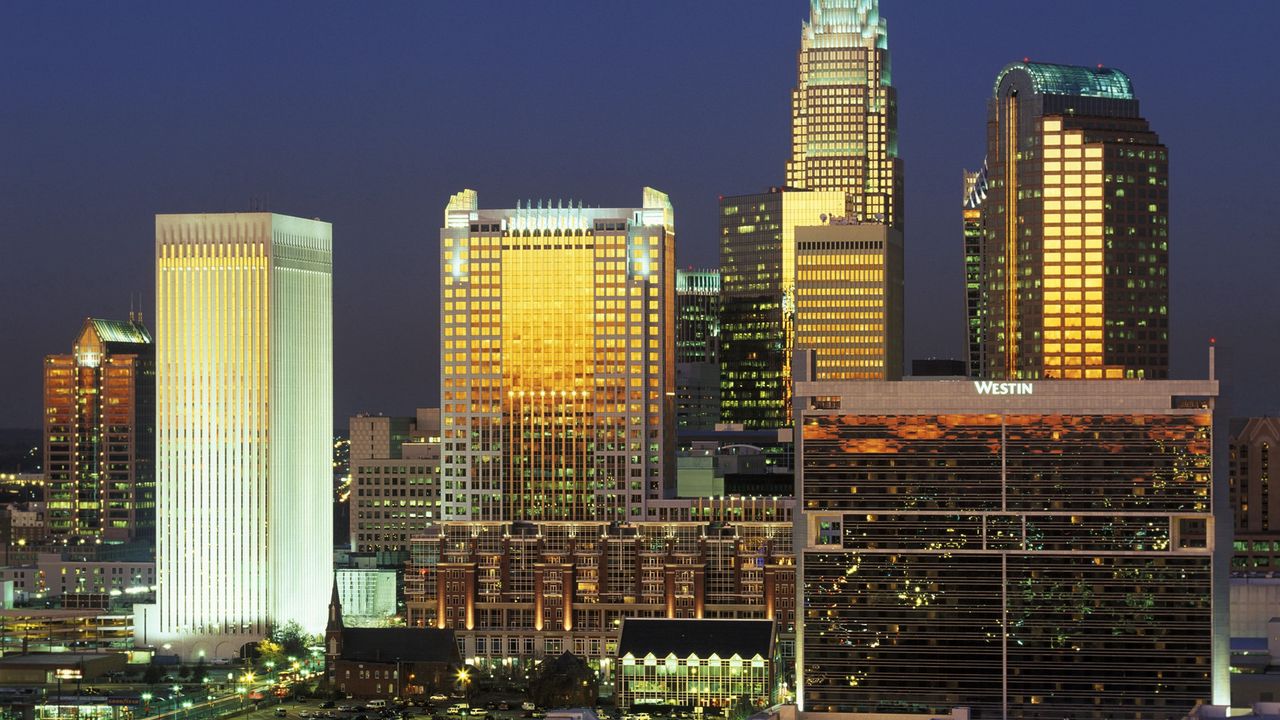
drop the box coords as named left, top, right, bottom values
left=786, top=0, right=902, bottom=229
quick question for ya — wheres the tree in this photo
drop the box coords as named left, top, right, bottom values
left=528, top=653, right=597, bottom=709
left=142, top=662, right=164, bottom=685
left=272, top=621, right=311, bottom=659
left=192, top=658, right=208, bottom=683
left=727, top=696, right=760, bottom=720
left=257, top=639, right=285, bottom=669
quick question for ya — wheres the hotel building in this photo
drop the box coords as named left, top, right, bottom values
left=440, top=189, right=675, bottom=522
left=974, top=61, right=1169, bottom=380
left=43, top=317, right=155, bottom=544
left=140, top=212, right=333, bottom=658
left=786, top=0, right=902, bottom=230
left=794, top=373, right=1221, bottom=718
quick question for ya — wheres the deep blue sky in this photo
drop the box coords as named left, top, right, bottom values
left=2, top=1, right=1276, bottom=429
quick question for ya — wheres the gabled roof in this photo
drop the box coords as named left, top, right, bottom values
left=340, top=627, right=460, bottom=665
left=617, top=619, right=774, bottom=660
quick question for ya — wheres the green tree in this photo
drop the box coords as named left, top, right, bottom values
left=142, top=662, right=164, bottom=685
left=272, top=620, right=312, bottom=659
left=192, top=658, right=208, bottom=683
left=528, top=653, right=597, bottom=709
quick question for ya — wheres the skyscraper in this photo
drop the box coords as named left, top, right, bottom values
left=141, top=212, right=333, bottom=658
left=719, top=188, right=848, bottom=429
left=440, top=189, right=675, bottom=522
left=975, top=61, right=1169, bottom=380
left=786, top=0, right=902, bottom=230
left=963, top=164, right=988, bottom=378
left=43, top=317, right=155, bottom=544
left=794, top=221, right=903, bottom=380
left=794, top=373, right=1221, bottom=718
left=675, top=269, right=720, bottom=430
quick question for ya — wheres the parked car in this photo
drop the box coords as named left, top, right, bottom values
left=521, top=704, right=536, bottom=713
left=497, top=703, right=510, bottom=712
left=275, top=709, right=288, bottom=718
left=430, top=695, right=449, bottom=703
left=321, top=702, right=336, bottom=709
left=469, top=709, right=488, bottom=718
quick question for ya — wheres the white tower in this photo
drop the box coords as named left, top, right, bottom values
left=137, top=212, right=333, bottom=659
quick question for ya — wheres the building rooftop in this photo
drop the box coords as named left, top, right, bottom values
left=88, top=318, right=152, bottom=346
left=994, top=61, right=1133, bottom=100
left=617, top=618, right=774, bottom=660
left=339, top=627, right=459, bottom=665
left=0, top=652, right=120, bottom=666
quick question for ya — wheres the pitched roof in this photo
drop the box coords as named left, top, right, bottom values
left=617, top=619, right=774, bottom=659
left=88, top=318, right=152, bottom=346
left=340, top=627, right=460, bottom=665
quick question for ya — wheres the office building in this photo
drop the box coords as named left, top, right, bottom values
left=615, top=618, right=777, bottom=711
left=1229, top=417, right=1280, bottom=573
left=440, top=189, right=675, bottom=522
left=334, top=568, right=397, bottom=625
left=963, top=165, right=988, bottom=378
left=676, top=269, right=721, bottom=430
left=43, top=317, right=155, bottom=544
left=794, top=221, right=902, bottom=380
left=349, top=409, right=442, bottom=564
left=404, top=520, right=795, bottom=676
left=140, top=212, right=333, bottom=659
left=975, top=61, right=1169, bottom=380
left=794, top=374, right=1220, bottom=718
left=719, top=188, right=848, bottom=429
left=786, top=0, right=902, bottom=230
left=0, top=552, right=153, bottom=606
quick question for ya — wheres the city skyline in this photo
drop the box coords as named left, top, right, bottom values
left=2, top=1, right=1278, bottom=429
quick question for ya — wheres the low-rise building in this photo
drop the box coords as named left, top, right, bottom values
left=404, top=520, right=795, bottom=677
left=325, top=584, right=459, bottom=699
left=0, top=554, right=153, bottom=605
left=615, top=618, right=776, bottom=711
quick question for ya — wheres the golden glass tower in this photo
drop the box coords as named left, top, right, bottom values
left=141, top=212, right=333, bottom=659
left=786, top=0, right=902, bottom=230
left=977, top=62, right=1169, bottom=380
left=440, top=190, right=675, bottom=522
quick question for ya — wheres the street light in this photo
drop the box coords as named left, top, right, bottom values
left=141, top=692, right=153, bottom=716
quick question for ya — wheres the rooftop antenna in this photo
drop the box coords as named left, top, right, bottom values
left=1209, top=337, right=1216, bottom=382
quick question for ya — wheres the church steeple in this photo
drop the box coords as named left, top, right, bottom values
left=327, top=578, right=344, bottom=632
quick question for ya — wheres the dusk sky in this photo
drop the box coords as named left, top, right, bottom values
left=2, top=1, right=1276, bottom=429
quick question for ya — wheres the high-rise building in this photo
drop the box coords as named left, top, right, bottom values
left=786, top=0, right=902, bottom=230
left=963, top=165, right=989, bottom=378
left=719, top=188, right=849, bottom=429
left=675, top=269, right=720, bottom=430
left=794, top=221, right=903, bottom=380
left=43, top=317, right=155, bottom=544
left=140, top=212, right=333, bottom=658
left=440, top=189, right=675, bottom=522
left=975, top=61, right=1169, bottom=380
left=794, top=373, right=1222, bottom=718
left=1228, top=417, right=1280, bottom=572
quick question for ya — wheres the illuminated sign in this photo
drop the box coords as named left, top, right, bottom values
left=55, top=668, right=83, bottom=680
left=973, top=381, right=1034, bottom=396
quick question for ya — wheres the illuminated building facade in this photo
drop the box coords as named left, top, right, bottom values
left=675, top=269, right=720, bottom=430
left=349, top=409, right=442, bottom=564
left=43, top=317, right=155, bottom=544
left=963, top=165, right=988, bottom=378
left=786, top=0, right=902, bottom=230
left=794, top=221, right=902, bottom=380
left=1229, top=417, right=1280, bottom=573
left=145, top=212, right=333, bottom=658
left=719, top=188, right=848, bottom=429
left=440, top=189, right=676, bottom=522
left=404, top=520, right=795, bottom=675
left=615, top=618, right=777, bottom=711
left=794, top=375, right=1221, bottom=718
left=977, top=61, right=1169, bottom=380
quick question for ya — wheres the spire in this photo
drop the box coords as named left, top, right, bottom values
left=326, top=578, right=344, bottom=632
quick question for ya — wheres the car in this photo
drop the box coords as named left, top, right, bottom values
left=276, top=709, right=288, bottom=718
left=497, top=703, right=510, bottom=712
left=321, top=702, right=336, bottom=710
left=430, top=695, right=449, bottom=703
left=299, top=713, right=312, bottom=719
left=469, top=709, right=488, bottom=718
left=520, top=704, right=536, bottom=713
left=447, top=705, right=468, bottom=716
